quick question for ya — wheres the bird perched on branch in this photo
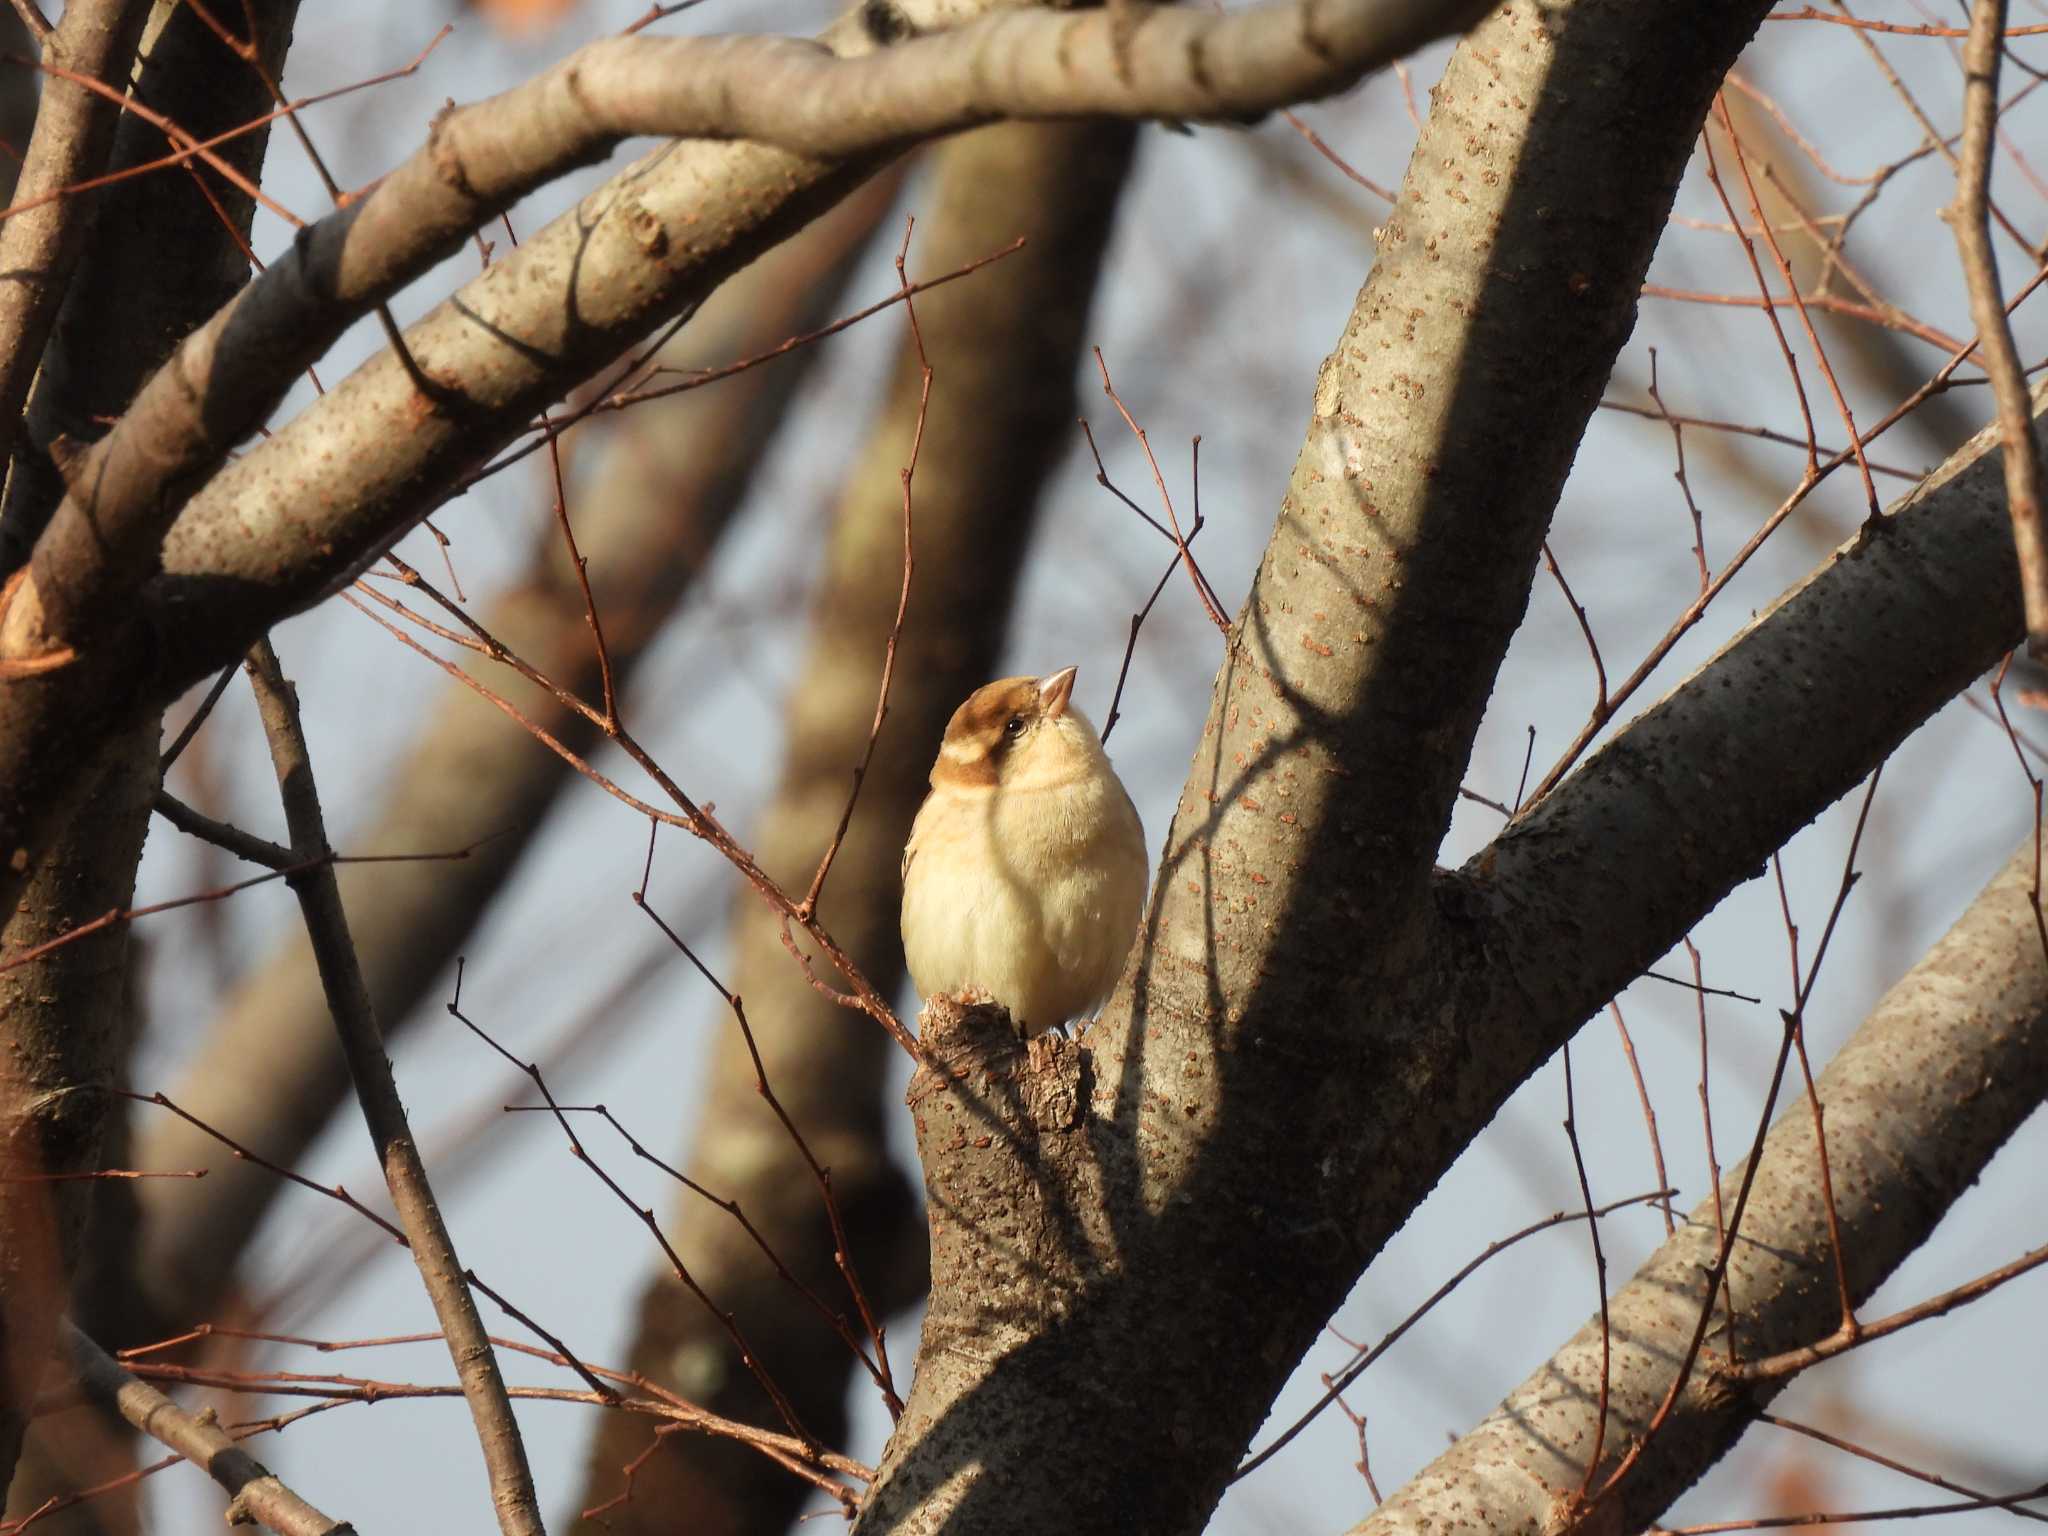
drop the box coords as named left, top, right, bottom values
left=901, top=666, right=1147, bottom=1038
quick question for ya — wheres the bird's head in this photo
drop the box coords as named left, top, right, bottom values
left=931, top=666, right=1105, bottom=792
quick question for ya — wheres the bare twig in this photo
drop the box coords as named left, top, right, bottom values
left=159, top=662, right=238, bottom=773
left=1640, top=350, right=1711, bottom=590
left=3, top=0, right=49, bottom=39
left=1609, top=1002, right=1674, bottom=1236
left=1638, top=966, right=1761, bottom=1005
left=0, top=0, right=149, bottom=488
left=1583, top=1008, right=1803, bottom=1510
left=1986, top=655, right=2048, bottom=969
left=0, top=836, right=488, bottom=979
left=1586, top=767, right=1884, bottom=1513
left=1660, top=1485, right=2048, bottom=1532
left=445, top=964, right=827, bottom=1446
left=465, top=236, right=1022, bottom=488
left=119, top=1088, right=407, bottom=1245
left=1232, top=1188, right=1675, bottom=1481
left=1682, top=933, right=1732, bottom=1301
left=177, top=0, right=442, bottom=404
left=1561, top=1043, right=1613, bottom=1504
left=0, top=1166, right=201, bottom=1183
left=1641, top=283, right=1967, bottom=354
left=799, top=217, right=926, bottom=920
left=116, top=1348, right=867, bottom=1509
left=1520, top=257, right=2048, bottom=806
left=552, top=426, right=621, bottom=720
left=1091, top=349, right=1231, bottom=634
left=152, top=788, right=292, bottom=869
left=1541, top=541, right=1607, bottom=714
left=1103, top=550, right=1181, bottom=745
left=1944, top=0, right=2048, bottom=653
left=634, top=845, right=902, bottom=1410
left=1096, top=432, right=1214, bottom=744
left=1712, top=96, right=1881, bottom=518
left=1759, top=1412, right=2048, bottom=1523
left=1717, top=1233, right=2048, bottom=1381
left=1766, top=5, right=2048, bottom=38
left=1597, top=396, right=1925, bottom=484
left=63, top=1320, right=354, bottom=1536
left=2, top=1450, right=185, bottom=1532
left=344, top=569, right=924, bottom=1059
left=1279, top=108, right=1396, bottom=203
left=244, top=639, right=544, bottom=1536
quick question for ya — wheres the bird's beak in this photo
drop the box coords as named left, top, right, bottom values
left=1038, top=665, right=1078, bottom=718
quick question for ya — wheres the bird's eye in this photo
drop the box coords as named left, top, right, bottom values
left=1002, top=716, right=1026, bottom=738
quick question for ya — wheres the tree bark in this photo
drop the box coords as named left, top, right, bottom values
left=0, top=0, right=154, bottom=503
left=0, top=726, right=152, bottom=1505
left=2, top=1, right=300, bottom=1521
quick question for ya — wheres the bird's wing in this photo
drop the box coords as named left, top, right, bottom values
left=901, top=790, right=931, bottom=882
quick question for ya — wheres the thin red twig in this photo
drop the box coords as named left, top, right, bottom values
left=1986, top=655, right=2048, bottom=969
left=1713, top=96, right=1882, bottom=519
left=1091, top=349, right=1231, bottom=634
left=1232, top=1187, right=1674, bottom=1482
left=1640, top=284, right=1965, bottom=355
left=1943, top=0, right=2048, bottom=652
left=1561, top=1042, right=1613, bottom=1504
left=1278, top=108, right=1395, bottom=202
left=1699, top=118, right=1820, bottom=473
left=0, top=837, right=484, bottom=977
left=1588, top=768, right=1884, bottom=1512
left=1759, top=1412, right=2048, bottom=1522
left=1766, top=5, right=2048, bottom=37
left=1541, top=541, right=1607, bottom=715
left=342, top=575, right=923, bottom=1060
left=445, top=964, right=824, bottom=1447
left=1609, top=1002, right=1675, bottom=1237
left=1641, top=349, right=1711, bottom=590
left=799, top=216, right=927, bottom=920
left=466, top=239, right=1025, bottom=491
left=1520, top=257, right=2048, bottom=807
left=1102, top=435, right=1206, bottom=744
left=1719, top=1232, right=2048, bottom=1381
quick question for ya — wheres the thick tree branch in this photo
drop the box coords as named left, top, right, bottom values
left=1352, top=832, right=2048, bottom=1536
left=61, top=1320, right=355, bottom=1536
left=854, top=3, right=1776, bottom=1532
left=0, top=0, right=152, bottom=503
left=10, top=0, right=1489, bottom=660
left=0, top=723, right=151, bottom=1504
left=246, top=640, right=543, bottom=1536
left=1460, top=389, right=2037, bottom=1116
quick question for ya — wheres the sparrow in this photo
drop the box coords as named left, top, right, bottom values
left=900, top=666, right=1147, bottom=1037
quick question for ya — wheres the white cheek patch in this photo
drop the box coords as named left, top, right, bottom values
left=940, top=737, right=985, bottom=764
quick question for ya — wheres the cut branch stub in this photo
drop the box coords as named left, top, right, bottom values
left=879, top=996, right=1115, bottom=1510
left=905, top=995, right=1104, bottom=1319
